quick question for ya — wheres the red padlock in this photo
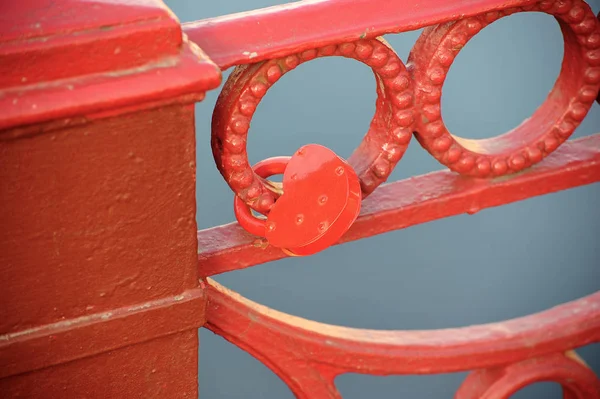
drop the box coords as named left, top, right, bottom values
left=234, top=144, right=361, bottom=256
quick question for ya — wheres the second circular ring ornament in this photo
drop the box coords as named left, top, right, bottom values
left=212, top=37, right=416, bottom=215
left=407, top=0, right=600, bottom=177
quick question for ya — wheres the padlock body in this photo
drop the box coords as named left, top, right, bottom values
left=265, top=144, right=361, bottom=255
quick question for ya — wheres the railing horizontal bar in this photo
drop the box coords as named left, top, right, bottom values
left=183, top=0, right=528, bottom=70
left=198, top=133, right=600, bottom=277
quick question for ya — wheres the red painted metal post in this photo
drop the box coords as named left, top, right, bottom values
left=0, top=1, right=220, bottom=397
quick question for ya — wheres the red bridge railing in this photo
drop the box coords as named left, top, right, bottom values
left=0, top=0, right=599, bottom=397
left=192, top=0, right=600, bottom=397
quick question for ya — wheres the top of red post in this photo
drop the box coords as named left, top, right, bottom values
left=0, top=0, right=221, bottom=131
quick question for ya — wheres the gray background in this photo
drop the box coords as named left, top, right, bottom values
left=165, top=1, right=600, bottom=397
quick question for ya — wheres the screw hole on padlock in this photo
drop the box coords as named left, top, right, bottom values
left=234, top=144, right=362, bottom=257
left=318, top=195, right=328, bottom=205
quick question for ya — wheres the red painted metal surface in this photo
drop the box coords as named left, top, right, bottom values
left=201, top=132, right=600, bottom=397
left=200, top=132, right=600, bottom=277
left=0, top=0, right=221, bottom=131
left=204, top=279, right=600, bottom=398
left=456, top=352, right=600, bottom=398
left=234, top=145, right=361, bottom=256
left=209, top=0, right=599, bottom=256
left=234, top=156, right=290, bottom=238
left=408, top=2, right=599, bottom=176
left=196, top=0, right=600, bottom=396
left=0, top=104, right=207, bottom=398
left=0, top=1, right=219, bottom=397
left=1, top=0, right=599, bottom=397
left=183, top=0, right=545, bottom=70
left=211, top=37, right=413, bottom=214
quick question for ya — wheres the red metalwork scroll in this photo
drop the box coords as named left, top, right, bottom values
left=204, top=280, right=600, bottom=398
left=193, top=0, right=600, bottom=397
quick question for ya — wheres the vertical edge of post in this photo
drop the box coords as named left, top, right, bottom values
left=0, top=1, right=221, bottom=397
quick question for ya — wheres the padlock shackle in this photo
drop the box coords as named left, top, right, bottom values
left=233, top=157, right=290, bottom=238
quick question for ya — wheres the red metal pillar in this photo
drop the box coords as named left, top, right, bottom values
left=0, top=1, right=221, bottom=397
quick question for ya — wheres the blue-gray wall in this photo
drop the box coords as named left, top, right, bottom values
left=166, top=1, right=600, bottom=397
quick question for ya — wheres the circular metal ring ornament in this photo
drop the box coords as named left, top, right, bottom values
left=212, top=37, right=415, bottom=214
left=408, top=0, right=600, bottom=177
